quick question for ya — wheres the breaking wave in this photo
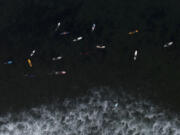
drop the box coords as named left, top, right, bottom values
left=0, top=87, right=180, bottom=135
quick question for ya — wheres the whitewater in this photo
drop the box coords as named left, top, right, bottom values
left=0, top=87, right=180, bottom=135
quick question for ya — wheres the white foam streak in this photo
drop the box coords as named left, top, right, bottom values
left=0, top=87, right=180, bottom=135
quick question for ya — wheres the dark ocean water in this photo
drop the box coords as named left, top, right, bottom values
left=0, top=0, right=180, bottom=134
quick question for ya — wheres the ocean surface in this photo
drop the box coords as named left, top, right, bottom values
left=1, top=0, right=180, bottom=134
left=0, top=87, right=180, bottom=135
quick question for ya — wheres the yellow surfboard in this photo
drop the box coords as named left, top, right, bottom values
left=27, top=59, right=32, bottom=67
left=128, top=29, right=139, bottom=35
